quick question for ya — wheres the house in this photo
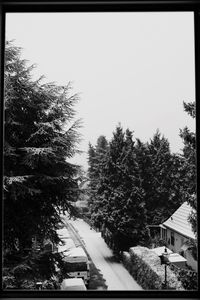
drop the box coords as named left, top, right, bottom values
left=159, top=202, right=197, bottom=271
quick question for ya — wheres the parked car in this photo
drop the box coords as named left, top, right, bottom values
left=61, top=278, right=87, bottom=290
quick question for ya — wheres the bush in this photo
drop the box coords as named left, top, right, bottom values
left=169, top=263, right=197, bottom=290
left=122, top=252, right=132, bottom=272
left=147, top=236, right=168, bottom=249
left=123, top=246, right=184, bottom=290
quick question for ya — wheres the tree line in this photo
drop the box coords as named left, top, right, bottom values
left=87, top=104, right=196, bottom=253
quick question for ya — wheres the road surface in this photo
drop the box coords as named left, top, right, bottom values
left=65, top=217, right=142, bottom=291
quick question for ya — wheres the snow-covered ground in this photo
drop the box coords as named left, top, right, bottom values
left=65, top=217, right=142, bottom=290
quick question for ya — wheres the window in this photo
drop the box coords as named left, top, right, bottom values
left=161, top=228, right=167, bottom=240
left=171, top=231, right=175, bottom=246
left=65, top=262, right=88, bottom=272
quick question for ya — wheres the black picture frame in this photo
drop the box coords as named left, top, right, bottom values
left=0, top=1, right=199, bottom=299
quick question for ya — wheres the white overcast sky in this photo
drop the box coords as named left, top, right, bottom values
left=6, top=12, right=195, bottom=170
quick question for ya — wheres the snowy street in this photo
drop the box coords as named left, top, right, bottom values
left=65, top=217, right=142, bottom=290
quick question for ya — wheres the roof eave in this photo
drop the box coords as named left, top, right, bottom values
left=162, top=223, right=196, bottom=240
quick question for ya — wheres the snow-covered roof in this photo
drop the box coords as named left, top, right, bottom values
left=168, top=253, right=187, bottom=263
left=57, top=228, right=70, bottom=239
left=162, top=202, right=195, bottom=239
left=150, top=246, right=172, bottom=256
left=151, top=247, right=187, bottom=263
left=61, top=278, right=86, bottom=290
left=57, top=239, right=76, bottom=253
left=63, top=246, right=87, bottom=259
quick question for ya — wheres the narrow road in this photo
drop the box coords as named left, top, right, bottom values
left=64, top=216, right=142, bottom=291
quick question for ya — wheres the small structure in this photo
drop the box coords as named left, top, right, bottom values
left=167, top=253, right=187, bottom=269
left=151, top=247, right=187, bottom=269
left=159, top=202, right=197, bottom=271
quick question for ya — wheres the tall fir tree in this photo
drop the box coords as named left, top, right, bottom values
left=87, top=136, right=108, bottom=228
left=3, top=41, right=81, bottom=287
left=92, top=126, right=149, bottom=250
left=179, top=101, right=196, bottom=234
left=137, top=130, right=183, bottom=225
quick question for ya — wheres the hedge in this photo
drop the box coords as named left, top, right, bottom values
left=122, top=246, right=184, bottom=290
left=122, top=252, right=132, bottom=273
left=169, top=263, right=197, bottom=290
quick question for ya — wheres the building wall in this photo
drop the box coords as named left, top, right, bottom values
left=160, top=227, right=186, bottom=252
left=160, top=227, right=197, bottom=271
left=167, top=229, right=187, bottom=253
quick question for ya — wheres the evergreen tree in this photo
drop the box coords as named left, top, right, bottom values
left=179, top=101, right=196, bottom=234
left=94, top=126, right=149, bottom=251
left=3, top=41, right=81, bottom=287
left=87, top=142, right=97, bottom=185
left=141, top=131, right=183, bottom=225
left=87, top=136, right=108, bottom=228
